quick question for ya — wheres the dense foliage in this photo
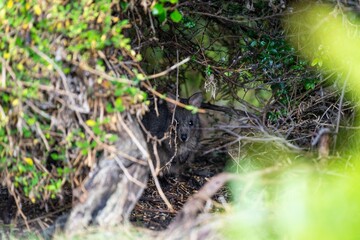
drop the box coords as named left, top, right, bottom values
left=1, top=0, right=360, bottom=239
left=0, top=0, right=148, bottom=202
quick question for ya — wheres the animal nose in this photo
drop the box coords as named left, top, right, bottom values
left=180, top=134, right=188, bottom=142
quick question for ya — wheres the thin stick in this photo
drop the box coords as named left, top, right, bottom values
left=116, top=113, right=148, bottom=157
left=334, top=67, right=350, bottom=149
left=117, top=113, right=174, bottom=212
left=72, top=60, right=132, bottom=84
left=31, top=46, right=89, bottom=113
left=147, top=57, right=190, bottom=79
left=1, top=57, right=6, bottom=88
left=36, top=122, right=50, bottom=151
left=75, top=112, right=147, bottom=187
left=141, top=82, right=206, bottom=114
left=31, top=47, right=75, bottom=106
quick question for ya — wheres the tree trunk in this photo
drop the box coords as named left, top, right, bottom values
left=64, top=113, right=149, bottom=235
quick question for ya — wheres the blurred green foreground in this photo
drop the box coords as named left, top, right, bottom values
left=225, top=3, right=360, bottom=240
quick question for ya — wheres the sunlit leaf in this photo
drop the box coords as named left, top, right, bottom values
left=23, top=157, right=34, bottom=166
left=6, top=0, right=13, bottom=9
left=152, top=3, right=165, bottom=16
left=170, top=9, right=182, bottom=23
left=85, top=119, right=97, bottom=127
left=34, top=4, right=42, bottom=16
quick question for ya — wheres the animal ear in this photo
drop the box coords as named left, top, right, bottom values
left=166, top=93, right=177, bottom=112
left=188, top=92, right=203, bottom=108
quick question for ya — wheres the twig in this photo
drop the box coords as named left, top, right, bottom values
left=75, top=112, right=147, bottom=188
left=19, top=81, right=78, bottom=98
left=151, top=141, right=161, bottom=175
left=31, top=46, right=88, bottom=113
left=105, top=117, right=150, bottom=166
left=113, top=155, right=147, bottom=189
left=141, top=82, right=206, bottom=114
left=146, top=57, right=190, bottom=79
left=5, top=181, right=31, bottom=230
left=26, top=101, right=52, bottom=120
left=71, top=60, right=132, bottom=84
left=117, top=113, right=175, bottom=212
left=168, top=166, right=282, bottom=232
left=36, top=122, right=50, bottom=151
left=189, top=10, right=299, bottom=24
left=334, top=68, right=350, bottom=149
left=31, top=47, right=75, bottom=105
left=176, top=48, right=180, bottom=106
left=0, top=57, right=6, bottom=88
left=147, top=147, right=175, bottom=212
left=116, top=113, right=148, bottom=158
left=148, top=10, right=156, bottom=36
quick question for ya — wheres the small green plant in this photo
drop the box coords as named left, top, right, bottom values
left=182, top=16, right=196, bottom=28
left=267, top=108, right=287, bottom=123
left=151, top=0, right=183, bottom=23
left=205, top=65, right=213, bottom=76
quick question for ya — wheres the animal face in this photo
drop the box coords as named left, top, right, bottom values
left=141, top=91, right=203, bottom=174
left=173, top=107, right=200, bottom=142
left=167, top=92, right=203, bottom=143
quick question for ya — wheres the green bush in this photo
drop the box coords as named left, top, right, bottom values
left=0, top=0, right=146, bottom=202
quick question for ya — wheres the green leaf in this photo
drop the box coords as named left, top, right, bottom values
left=50, top=153, right=59, bottom=160
left=57, top=168, right=63, bottom=175
left=18, top=164, right=26, bottom=173
left=158, top=9, right=167, bottom=22
left=76, top=141, right=90, bottom=149
left=86, top=119, right=97, bottom=127
left=56, top=179, right=62, bottom=189
left=311, top=57, right=323, bottom=67
left=170, top=9, right=182, bottom=23
left=2, top=93, right=10, bottom=102
left=27, top=117, right=37, bottom=126
left=152, top=3, right=165, bottom=16
left=46, top=184, right=57, bottom=191
left=102, top=117, right=110, bottom=124
left=184, top=17, right=196, bottom=28
left=90, top=140, right=97, bottom=148
left=114, top=88, right=124, bottom=97
left=0, top=128, right=5, bottom=137
left=106, top=102, right=115, bottom=113
left=107, top=134, right=119, bottom=143
left=116, top=105, right=125, bottom=112
left=185, top=105, right=194, bottom=111
left=93, top=125, right=102, bottom=135
left=205, top=65, right=212, bottom=76
left=224, top=71, right=233, bottom=77
left=114, top=97, right=123, bottom=108
left=81, top=149, right=88, bottom=155
left=311, top=58, right=319, bottom=66
left=120, top=2, right=129, bottom=12
left=23, top=129, right=32, bottom=138
left=305, top=82, right=315, bottom=90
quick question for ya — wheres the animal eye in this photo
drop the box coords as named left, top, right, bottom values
left=189, top=120, right=193, bottom=126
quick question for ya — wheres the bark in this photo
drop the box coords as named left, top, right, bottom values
left=63, top=113, right=149, bottom=235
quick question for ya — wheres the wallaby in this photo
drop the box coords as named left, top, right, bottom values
left=141, top=92, right=203, bottom=176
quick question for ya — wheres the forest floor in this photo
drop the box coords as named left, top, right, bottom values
left=131, top=151, right=228, bottom=230
left=0, top=150, right=229, bottom=238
